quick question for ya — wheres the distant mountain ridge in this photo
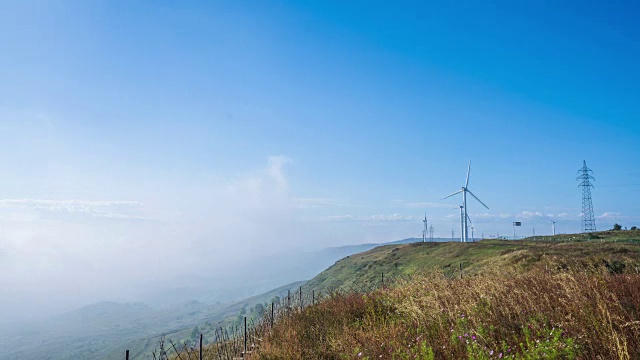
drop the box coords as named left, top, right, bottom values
left=55, top=301, right=152, bottom=319
left=0, top=236, right=453, bottom=360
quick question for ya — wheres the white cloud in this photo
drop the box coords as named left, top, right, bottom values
left=292, top=197, right=345, bottom=209
left=266, top=155, right=291, bottom=189
left=555, top=212, right=579, bottom=219
left=0, top=199, right=144, bottom=220
left=448, top=211, right=583, bottom=223
left=464, top=212, right=511, bottom=221
left=223, top=155, right=291, bottom=210
left=598, top=211, right=625, bottom=219
left=517, top=211, right=544, bottom=219
left=327, top=213, right=415, bottom=222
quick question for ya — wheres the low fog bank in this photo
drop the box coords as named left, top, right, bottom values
left=0, top=157, right=296, bottom=326
left=0, top=156, right=419, bottom=330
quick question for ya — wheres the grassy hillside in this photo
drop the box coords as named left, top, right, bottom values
left=304, top=230, right=640, bottom=293
left=259, top=269, right=640, bottom=359
left=255, top=230, right=640, bottom=359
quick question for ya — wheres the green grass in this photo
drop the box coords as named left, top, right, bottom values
left=304, top=229, right=640, bottom=294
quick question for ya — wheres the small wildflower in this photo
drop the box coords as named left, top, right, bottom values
left=499, top=353, right=503, bottom=358
left=358, top=352, right=362, bottom=357
left=472, top=335, right=476, bottom=340
left=490, top=350, right=494, bottom=355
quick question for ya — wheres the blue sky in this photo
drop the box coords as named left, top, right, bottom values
left=0, top=1, right=639, bottom=319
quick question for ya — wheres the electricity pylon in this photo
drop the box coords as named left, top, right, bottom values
left=577, top=160, right=596, bottom=233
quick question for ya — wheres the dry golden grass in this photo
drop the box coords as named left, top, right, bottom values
left=255, top=267, right=640, bottom=359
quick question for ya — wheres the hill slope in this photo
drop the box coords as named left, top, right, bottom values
left=305, top=230, right=640, bottom=293
left=256, top=231, right=640, bottom=359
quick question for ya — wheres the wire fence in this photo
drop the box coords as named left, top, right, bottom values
left=125, top=272, right=415, bottom=360
left=525, top=235, right=640, bottom=244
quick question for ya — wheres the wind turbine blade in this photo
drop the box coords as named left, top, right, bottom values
left=466, top=189, right=489, bottom=209
left=465, top=161, right=471, bottom=188
left=466, top=214, right=472, bottom=225
left=441, top=190, right=463, bottom=200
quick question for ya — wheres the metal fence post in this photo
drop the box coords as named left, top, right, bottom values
left=199, top=333, right=203, bottom=360
left=271, top=302, right=274, bottom=328
left=125, top=350, right=129, bottom=360
left=244, top=316, right=247, bottom=357
left=460, top=263, right=463, bottom=279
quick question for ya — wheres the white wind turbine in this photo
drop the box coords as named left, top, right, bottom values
left=442, top=161, right=489, bottom=242
left=548, top=218, right=557, bottom=236
left=422, top=213, right=427, bottom=242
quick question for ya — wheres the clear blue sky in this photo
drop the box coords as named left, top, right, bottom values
left=1, top=0, right=639, bottom=319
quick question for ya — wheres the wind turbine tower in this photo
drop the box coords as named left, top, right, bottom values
left=577, top=161, right=596, bottom=233
left=548, top=218, right=557, bottom=236
left=422, top=214, right=428, bottom=242
left=443, top=162, right=490, bottom=242
left=459, top=206, right=465, bottom=242
left=429, top=224, right=435, bottom=242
